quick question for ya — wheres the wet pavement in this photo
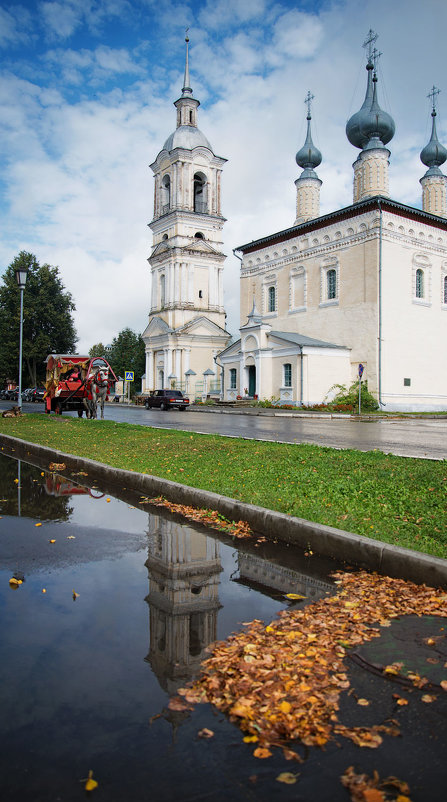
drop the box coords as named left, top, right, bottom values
left=5, top=399, right=447, bottom=459
left=1, top=452, right=446, bottom=801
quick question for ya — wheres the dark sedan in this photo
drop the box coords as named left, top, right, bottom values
left=144, top=390, right=189, bottom=411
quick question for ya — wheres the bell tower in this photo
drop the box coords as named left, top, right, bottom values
left=143, top=35, right=231, bottom=395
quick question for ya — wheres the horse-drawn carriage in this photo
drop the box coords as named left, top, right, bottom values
left=44, top=354, right=117, bottom=418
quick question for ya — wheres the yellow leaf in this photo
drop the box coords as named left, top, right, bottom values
left=106, top=498, right=111, bottom=502
left=72, top=590, right=79, bottom=600
left=49, top=539, right=56, bottom=544
left=276, top=772, right=298, bottom=784
left=9, top=577, right=22, bottom=586
left=286, top=593, right=306, bottom=600
left=280, top=701, right=292, bottom=714
left=357, top=698, right=370, bottom=706
left=421, top=694, right=436, bottom=703
left=440, top=680, right=447, bottom=691
left=198, top=728, right=214, bottom=739
left=243, top=735, right=258, bottom=743
left=253, top=747, right=272, bottom=759
left=396, top=697, right=408, bottom=706
left=35, top=523, right=42, bottom=527
left=42, top=589, right=46, bottom=594
left=84, top=770, right=98, bottom=792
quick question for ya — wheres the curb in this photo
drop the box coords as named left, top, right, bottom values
left=1, top=432, right=446, bottom=589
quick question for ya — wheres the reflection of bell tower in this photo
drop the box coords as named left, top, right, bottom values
left=145, top=516, right=222, bottom=694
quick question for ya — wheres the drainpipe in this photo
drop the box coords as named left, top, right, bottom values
left=299, top=344, right=303, bottom=407
left=377, top=198, right=385, bottom=407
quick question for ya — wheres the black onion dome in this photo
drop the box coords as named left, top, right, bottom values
left=358, top=73, right=395, bottom=147
left=346, top=61, right=375, bottom=149
left=420, top=110, right=447, bottom=169
left=296, top=116, right=322, bottom=170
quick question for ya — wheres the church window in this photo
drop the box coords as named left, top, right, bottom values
left=193, top=172, right=207, bottom=213
left=189, top=109, right=193, bottom=123
left=327, top=269, right=337, bottom=299
left=268, top=285, right=276, bottom=312
left=195, top=232, right=204, bottom=239
left=160, top=274, right=165, bottom=307
left=415, top=268, right=424, bottom=298
left=229, top=368, right=237, bottom=389
left=284, top=363, right=292, bottom=387
left=198, top=290, right=203, bottom=299
left=161, top=174, right=170, bottom=212
left=443, top=275, right=447, bottom=304
left=162, top=234, right=168, bottom=240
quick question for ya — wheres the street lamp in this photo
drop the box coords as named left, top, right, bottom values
left=15, top=263, right=29, bottom=411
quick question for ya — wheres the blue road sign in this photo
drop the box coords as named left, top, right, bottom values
left=358, top=363, right=364, bottom=378
left=125, top=371, right=134, bottom=382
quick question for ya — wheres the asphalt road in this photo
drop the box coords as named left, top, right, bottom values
left=11, top=401, right=447, bottom=460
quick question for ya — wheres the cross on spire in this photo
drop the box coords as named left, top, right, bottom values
left=363, top=28, right=378, bottom=62
left=304, top=90, right=314, bottom=119
left=372, top=47, right=382, bottom=71
left=428, top=85, right=440, bottom=112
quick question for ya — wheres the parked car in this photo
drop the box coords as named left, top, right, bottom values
left=22, top=388, right=34, bottom=401
left=0, top=388, right=9, bottom=399
left=31, top=387, right=46, bottom=402
left=144, top=390, right=189, bottom=411
left=5, top=387, right=19, bottom=401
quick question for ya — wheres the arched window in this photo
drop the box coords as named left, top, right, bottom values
left=416, top=268, right=424, bottom=299
left=160, top=274, right=165, bottom=307
left=194, top=232, right=204, bottom=239
left=161, top=174, right=170, bottom=212
left=327, top=269, right=337, bottom=300
left=444, top=275, right=447, bottom=304
left=268, top=286, right=276, bottom=312
left=229, top=368, right=237, bottom=389
left=193, top=172, right=207, bottom=213
left=283, top=363, right=292, bottom=387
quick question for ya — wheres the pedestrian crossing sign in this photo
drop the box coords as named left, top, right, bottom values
left=125, top=371, right=134, bottom=381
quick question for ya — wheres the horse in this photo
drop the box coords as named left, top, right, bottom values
left=84, top=367, right=109, bottom=419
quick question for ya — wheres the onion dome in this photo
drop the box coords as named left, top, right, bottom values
left=346, top=59, right=375, bottom=149
left=296, top=111, right=322, bottom=173
left=420, top=107, right=447, bottom=173
left=163, top=126, right=212, bottom=152
left=358, top=71, right=395, bottom=148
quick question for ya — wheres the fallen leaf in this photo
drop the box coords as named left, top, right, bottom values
left=49, top=539, right=56, bottom=544
left=84, top=770, right=98, bottom=792
left=72, top=590, right=79, bottom=600
left=197, top=728, right=214, bottom=739
left=9, top=577, right=22, bottom=587
left=357, top=698, right=370, bottom=706
left=286, top=593, right=306, bottom=600
left=253, top=747, right=272, bottom=759
left=280, top=701, right=292, bottom=713
left=276, top=772, right=298, bottom=784
left=35, top=523, right=42, bottom=527
left=49, top=462, right=66, bottom=471
left=440, top=680, right=447, bottom=691
left=421, top=694, right=436, bottom=703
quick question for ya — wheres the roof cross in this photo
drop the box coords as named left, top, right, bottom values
left=428, top=85, right=440, bottom=112
left=304, top=90, right=314, bottom=119
left=362, top=28, right=378, bottom=62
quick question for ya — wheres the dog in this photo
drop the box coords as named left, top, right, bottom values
left=2, top=405, right=22, bottom=418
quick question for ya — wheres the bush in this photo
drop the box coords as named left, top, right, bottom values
left=326, top=381, right=379, bottom=411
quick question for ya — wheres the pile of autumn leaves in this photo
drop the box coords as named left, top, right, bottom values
left=170, top=571, right=447, bottom=760
left=146, top=496, right=252, bottom=539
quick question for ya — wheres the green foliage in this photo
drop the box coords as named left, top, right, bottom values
left=1, top=414, right=446, bottom=558
left=327, top=381, right=379, bottom=411
left=0, top=252, right=77, bottom=387
left=88, top=342, right=107, bottom=358
left=108, top=328, right=145, bottom=382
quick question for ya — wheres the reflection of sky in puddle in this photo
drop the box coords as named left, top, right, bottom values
left=0, top=453, right=336, bottom=801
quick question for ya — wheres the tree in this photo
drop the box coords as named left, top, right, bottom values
left=108, top=328, right=145, bottom=381
left=0, top=252, right=77, bottom=388
left=88, top=343, right=107, bottom=358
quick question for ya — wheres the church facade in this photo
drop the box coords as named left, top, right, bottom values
left=142, top=37, right=231, bottom=398
left=218, top=34, right=447, bottom=411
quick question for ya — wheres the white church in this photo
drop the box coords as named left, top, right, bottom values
left=144, top=32, right=447, bottom=412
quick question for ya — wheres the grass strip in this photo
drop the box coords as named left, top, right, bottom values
left=0, top=413, right=446, bottom=558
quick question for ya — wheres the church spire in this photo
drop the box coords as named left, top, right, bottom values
left=182, top=30, right=193, bottom=96
left=294, top=91, right=322, bottom=224
left=420, top=86, right=447, bottom=217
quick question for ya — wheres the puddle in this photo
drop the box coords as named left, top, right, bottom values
left=2, top=453, right=445, bottom=801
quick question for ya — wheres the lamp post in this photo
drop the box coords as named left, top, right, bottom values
left=15, top=262, right=29, bottom=411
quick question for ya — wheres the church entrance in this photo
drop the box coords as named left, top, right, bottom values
left=248, top=365, right=256, bottom=397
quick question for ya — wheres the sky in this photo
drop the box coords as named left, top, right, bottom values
left=1, top=0, right=446, bottom=353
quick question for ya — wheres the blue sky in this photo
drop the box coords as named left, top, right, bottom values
left=1, top=0, right=446, bottom=351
